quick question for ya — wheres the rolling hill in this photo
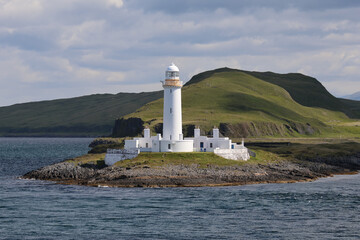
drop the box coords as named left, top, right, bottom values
left=184, top=68, right=360, bottom=118
left=0, top=91, right=162, bottom=136
left=118, top=68, right=360, bottom=138
left=0, top=68, right=359, bottom=137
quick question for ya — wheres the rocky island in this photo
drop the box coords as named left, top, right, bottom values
left=23, top=140, right=360, bottom=188
left=18, top=66, right=360, bottom=187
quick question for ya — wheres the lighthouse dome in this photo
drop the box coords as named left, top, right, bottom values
left=167, top=63, right=179, bottom=72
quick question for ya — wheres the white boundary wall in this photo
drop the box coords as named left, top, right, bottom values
left=214, top=148, right=250, bottom=161
left=104, top=149, right=140, bottom=166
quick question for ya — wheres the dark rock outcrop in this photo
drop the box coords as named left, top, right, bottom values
left=89, top=138, right=122, bottom=148
left=154, top=123, right=163, bottom=135
left=24, top=162, right=96, bottom=180
left=112, top=117, right=144, bottom=137
left=88, top=138, right=124, bottom=154
left=151, top=123, right=197, bottom=137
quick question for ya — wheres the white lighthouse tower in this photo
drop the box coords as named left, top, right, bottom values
left=124, top=63, right=193, bottom=153
left=155, top=63, right=193, bottom=152
left=117, top=62, right=250, bottom=164
left=162, top=63, right=183, bottom=141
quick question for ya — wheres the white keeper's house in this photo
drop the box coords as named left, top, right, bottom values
left=122, top=63, right=250, bottom=161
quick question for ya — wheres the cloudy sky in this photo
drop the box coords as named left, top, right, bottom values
left=1, top=0, right=360, bottom=106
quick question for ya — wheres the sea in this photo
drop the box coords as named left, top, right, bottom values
left=0, top=137, right=359, bottom=240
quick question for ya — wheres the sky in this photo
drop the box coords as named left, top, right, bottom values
left=1, top=0, right=360, bottom=107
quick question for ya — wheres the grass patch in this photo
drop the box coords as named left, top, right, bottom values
left=113, top=151, right=280, bottom=168
left=249, top=149, right=286, bottom=163
left=114, top=152, right=242, bottom=168
left=66, top=153, right=106, bottom=167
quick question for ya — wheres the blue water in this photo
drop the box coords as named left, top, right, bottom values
left=0, top=138, right=359, bottom=239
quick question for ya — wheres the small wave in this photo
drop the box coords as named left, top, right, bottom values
left=18, top=176, right=36, bottom=181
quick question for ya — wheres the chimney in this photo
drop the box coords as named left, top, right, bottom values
left=194, top=128, right=200, bottom=138
left=213, top=128, right=219, bottom=138
left=144, top=128, right=150, bottom=138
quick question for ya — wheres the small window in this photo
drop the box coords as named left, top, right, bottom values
left=168, top=144, right=171, bottom=149
left=170, top=135, right=172, bottom=140
left=210, top=143, right=213, bottom=148
left=170, top=108, right=172, bottom=114
left=146, top=143, right=148, bottom=148
left=170, top=89, right=172, bottom=93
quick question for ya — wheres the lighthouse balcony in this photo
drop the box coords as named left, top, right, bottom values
left=163, top=79, right=183, bottom=87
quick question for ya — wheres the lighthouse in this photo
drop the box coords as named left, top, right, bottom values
left=124, top=63, right=194, bottom=153
left=121, top=62, right=249, bottom=160
left=162, top=63, right=183, bottom=141
left=154, top=63, right=193, bottom=152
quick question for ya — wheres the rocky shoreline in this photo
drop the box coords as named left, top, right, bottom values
left=22, top=154, right=360, bottom=188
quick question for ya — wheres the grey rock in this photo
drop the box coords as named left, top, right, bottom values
left=22, top=154, right=360, bottom=187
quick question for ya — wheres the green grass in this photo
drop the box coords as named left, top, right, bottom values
left=64, top=151, right=266, bottom=169
left=116, top=151, right=282, bottom=168
left=65, top=153, right=106, bottom=167
left=113, top=152, right=252, bottom=168
left=185, top=68, right=360, bottom=118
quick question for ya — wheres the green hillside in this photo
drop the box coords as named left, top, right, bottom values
left=0, top=91, right=162, bottom=136
left=185, top=68, right=360, bottom=118
left=121, top=69, right=360, bottom=138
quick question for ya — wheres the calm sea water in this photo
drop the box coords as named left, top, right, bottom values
left=0, top=137, right=359, bottom=240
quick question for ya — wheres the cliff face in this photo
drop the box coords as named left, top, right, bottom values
left=112, top=117, right=144, bottom=137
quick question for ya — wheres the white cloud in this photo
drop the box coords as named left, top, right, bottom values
left=0, top=0, right=43, bottom=17
left=106, top=72, right=125, bottom=82
left=59, top=20, right=106, bottom=49
left=324, top=81, right=360, bottom=97
left=0, top=0, right=360, bottom=106
left=106, top=0, right=123, bottom=8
